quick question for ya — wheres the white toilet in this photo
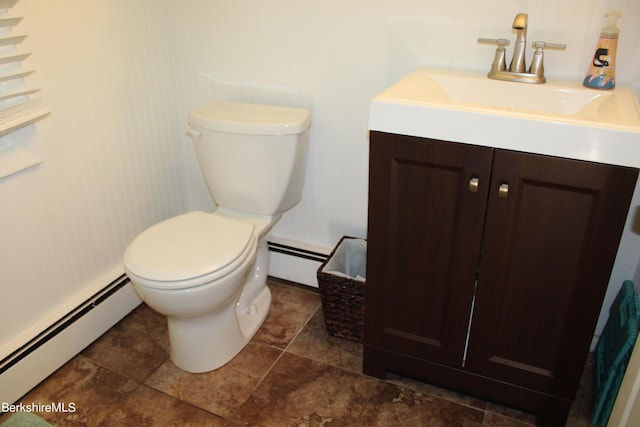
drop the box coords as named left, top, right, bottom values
left=123, top=102, right=311, bottom=373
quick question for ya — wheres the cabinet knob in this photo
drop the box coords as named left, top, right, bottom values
left=469, top=177, right=480, bottom=193
left=498, top=183, right=509, bottom=199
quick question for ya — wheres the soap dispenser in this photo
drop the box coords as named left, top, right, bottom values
left=583, top=11, right=621, bottom=90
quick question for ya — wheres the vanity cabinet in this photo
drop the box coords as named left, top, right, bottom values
left=363, top=131, right=639, bottom=426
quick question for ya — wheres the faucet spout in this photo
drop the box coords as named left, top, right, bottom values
left=512, top=13, right=528, bottom=33
left=478, top=12, right=566, bottom=83
left=509, top=13, right=528, bottom=73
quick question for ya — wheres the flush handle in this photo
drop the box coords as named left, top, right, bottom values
left=498, top=183, right=509, bottom=199
left=186, top=128, right=201, bottom=139
left=469, top=177, right=480, bottom=193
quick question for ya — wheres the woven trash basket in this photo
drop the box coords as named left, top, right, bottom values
left=316, top=236, right=366, bottom=343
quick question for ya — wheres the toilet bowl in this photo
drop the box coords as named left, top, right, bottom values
left=124, top=210, right=272, bottom=372
left=123, top=102, right=311, bottom=373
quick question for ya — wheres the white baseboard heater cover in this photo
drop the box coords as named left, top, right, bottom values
left=0, top=275, right=141, bottom=404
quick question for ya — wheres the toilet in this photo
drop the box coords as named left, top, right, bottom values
left=123, top=102, right=311, bottom=373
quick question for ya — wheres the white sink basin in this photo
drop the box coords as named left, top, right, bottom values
left=369, top=68, right=640, bottom=168
left=427, top=71, right=640, bottom=124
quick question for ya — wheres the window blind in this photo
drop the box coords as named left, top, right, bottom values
left=0, top=0, right=49, bottom=137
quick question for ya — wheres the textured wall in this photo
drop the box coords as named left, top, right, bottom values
left=169, top=0, right=640, bottom=247
left=0, top=1, right=185, bottom=356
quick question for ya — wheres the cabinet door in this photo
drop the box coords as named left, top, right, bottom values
left=465, top=149, right=638, bottom=398
left=365, top=132, right=493, bottom=367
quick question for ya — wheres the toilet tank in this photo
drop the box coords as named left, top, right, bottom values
left=187, top=102, right=311, bottom=215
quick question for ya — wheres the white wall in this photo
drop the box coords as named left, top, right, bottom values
left=1, top=0, right=639, bottom=388
left=0, top=0, right=186, bottom=358
left=169, top=0, right=640, bottom=249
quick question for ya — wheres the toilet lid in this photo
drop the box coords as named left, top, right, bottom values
left=124, top=211, right=255, bottom=282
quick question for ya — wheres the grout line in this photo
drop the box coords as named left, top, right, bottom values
left=247, top=341, right=290, bottom=396
left=253, top=297, right=322, bottom=384
left=231, top=285, right=323, bottom=419
left=281, top=302, right=322, bottom=354
left=144, top=384, right=226, bottom=420
left=278, top=301, right=383, bottom=423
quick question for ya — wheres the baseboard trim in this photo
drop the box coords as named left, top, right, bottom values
left=0, top=275, right=141, bottom=404
left=0, top=275, right=129, bottom=376
left=267, top=238, right=330, bottom=288
left=267, top=241, right=328, bottom=263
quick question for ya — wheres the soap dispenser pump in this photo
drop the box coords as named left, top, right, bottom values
left=583, top=11, right=621, bottom=90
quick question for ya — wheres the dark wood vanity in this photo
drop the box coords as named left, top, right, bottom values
left=363, top=131, right=639, bottom=425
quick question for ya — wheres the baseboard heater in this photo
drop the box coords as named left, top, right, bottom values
left=0, top=275, right=130, bottom=376
left=0, top=273, right=140, bottom=404
left=1, top=241, right=326, bottom=376
left=267, top=241, right=328, bottom=263
left=267, top=239, right=329, bottom=288
left=1, top=242, right=327, bottom=377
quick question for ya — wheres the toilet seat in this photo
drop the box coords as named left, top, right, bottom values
left=123, top=211, right=255, bottom=289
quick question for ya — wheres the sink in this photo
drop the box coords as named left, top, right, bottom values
left=432, top=73, right=636, bottom=121
left=369, top=68, right=640, bottom=168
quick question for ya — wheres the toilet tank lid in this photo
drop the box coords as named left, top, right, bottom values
left=188, top=102, right=311, bottom=135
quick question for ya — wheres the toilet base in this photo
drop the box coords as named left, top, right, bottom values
left=167, top=285, right=271, bottom=373
left=237, top=284, right=271, bottom=343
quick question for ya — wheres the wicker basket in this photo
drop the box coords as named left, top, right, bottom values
left=316, top=236, right=366, bottom=343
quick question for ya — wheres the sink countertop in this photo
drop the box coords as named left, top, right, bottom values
left=369, top=68, right=640, bottom=169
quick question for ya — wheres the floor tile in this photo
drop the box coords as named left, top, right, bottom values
left=16, top=356, right=140, bottom=426
left=252, top=282, right=321, bottom=349
left=232, top=352, right=378, bottom=426
left=145, top=341, right=282, bottom=418
left=484, top=402, right=536, bottom=426
left=384, top=374, right=539, bottom=425
left=566, top=361, right=594, bottom=427
left=107, top=385, right=233, bottom=427
left=359, top=381, right=485, bottom=426
left=288, top=307, right=363, bottom=374
left=3, top=280, right=597, bottom=426
left=385, top=373, right=489, bottom=413
left=12, top=356, right=230, bottom=427
left=481, top=412, right=532, bottom=426
left=82, top=303, right=169, bottom=382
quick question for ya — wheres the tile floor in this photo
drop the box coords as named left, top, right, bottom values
left=2, top=280, right=594, bottom=426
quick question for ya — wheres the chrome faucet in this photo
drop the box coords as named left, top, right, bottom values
left=478, top=13, right=566, bottom=84
left=510, top=13, right=528, bottom=73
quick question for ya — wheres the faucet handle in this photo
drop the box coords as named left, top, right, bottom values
left=478, top=38, right=510, bottom=47
left=529, top=41, right=567, bottom=79
left=478, top=38, right=511, bottom=72
left=531, top=41, right=566, bottom=51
